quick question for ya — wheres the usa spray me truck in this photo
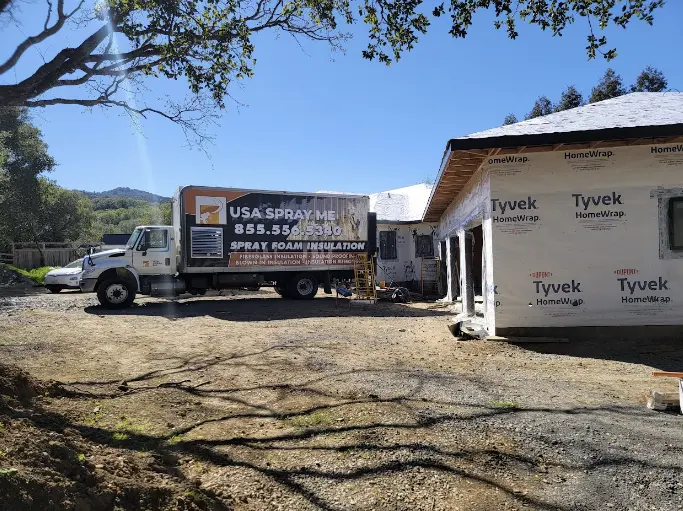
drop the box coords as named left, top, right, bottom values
left=79, top=186, right=375, bottom=309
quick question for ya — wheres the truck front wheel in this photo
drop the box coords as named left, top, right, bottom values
left=287, top=274, right=318, bottom=300
left=97, top=277, right=136, bottom=309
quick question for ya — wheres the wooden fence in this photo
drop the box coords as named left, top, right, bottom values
left=3, top=243, right=102, bottom=269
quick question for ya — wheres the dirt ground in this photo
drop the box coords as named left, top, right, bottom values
left=1, top=289, right=682, bottom=511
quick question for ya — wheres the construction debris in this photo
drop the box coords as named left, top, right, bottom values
left=650, top=371, right=683, bottom=413
left=646, top=390, right=680, bottom=411
left=377, top=286, right=411, bottom=303
left=0, top=265, right=34, bottom=289
left=652, top=371, right=683, bottom=378
left=450, top=321, right=488, bottom=340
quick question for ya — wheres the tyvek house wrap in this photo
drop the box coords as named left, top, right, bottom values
left=489, top=142, right=683, bottom=328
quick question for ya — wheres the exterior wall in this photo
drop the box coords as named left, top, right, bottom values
left=488, top=142, right=683, bottom=329
left=438, top=167, right=496, bottom=332
left=375, top=222, right=438, bottom=290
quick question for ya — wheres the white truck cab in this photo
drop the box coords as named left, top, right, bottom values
left=125, top=225, right=177, bottom=276
left=80, top=225, right=178, bottom=308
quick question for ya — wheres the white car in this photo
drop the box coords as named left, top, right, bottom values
left=44, top=259, right=84, bottom=293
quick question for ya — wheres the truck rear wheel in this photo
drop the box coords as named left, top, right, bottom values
left=275, top=282, right=290, bottom=298
left=287, top=274, right=318, bottom=300
left=97, top=277, right=136, bottom=309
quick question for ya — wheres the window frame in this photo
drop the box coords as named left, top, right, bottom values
left=668, top=197, right=683, bottom=251
left=137, top=228, right=168, bottom=251
left=415, top=234, right=434, bottom=258
left=379, top=230, right=397, bottom=260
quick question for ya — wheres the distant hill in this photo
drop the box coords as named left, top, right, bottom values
left=78, top=187, right=171, bottom=203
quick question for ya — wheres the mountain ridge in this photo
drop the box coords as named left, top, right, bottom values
left=77, top=187, right=171, bottom=203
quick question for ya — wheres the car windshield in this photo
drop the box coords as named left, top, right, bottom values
left=125, top=228, right=143, bottom=250
left=65, top=259, right=83, bottom=269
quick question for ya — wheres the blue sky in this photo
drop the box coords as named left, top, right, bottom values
left=4, top=1, right=683, bottom=197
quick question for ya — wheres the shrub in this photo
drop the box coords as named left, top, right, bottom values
left=0, top=264, right=57, bottom=285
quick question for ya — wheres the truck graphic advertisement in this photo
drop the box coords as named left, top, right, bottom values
left=180, top=187, right=370, bottom=270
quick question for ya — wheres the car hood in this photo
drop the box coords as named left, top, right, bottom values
left=47, top=267, right=82, bottom=276
left=90, top=249, right=126, bottom=260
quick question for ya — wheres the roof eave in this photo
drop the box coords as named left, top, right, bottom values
left=423, top=123, right=683, bottom=223
left=448, top=123, right=683, bottom=153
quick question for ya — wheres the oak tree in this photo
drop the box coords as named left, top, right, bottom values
left=0, top=107, right=95, bottom=257
left=0, top=0, right=665, bottom=138
left=0, top=107, right=56, bottom=251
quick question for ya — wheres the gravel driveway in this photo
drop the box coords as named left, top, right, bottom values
left=0, top=289, right=681, bottom=510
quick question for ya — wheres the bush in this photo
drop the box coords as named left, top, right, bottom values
left=0, top=264, right=57, bottom=285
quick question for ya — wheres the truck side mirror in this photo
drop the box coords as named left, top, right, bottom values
left=140, top=230, right=151, bottom=256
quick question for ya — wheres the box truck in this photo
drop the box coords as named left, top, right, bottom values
left=79, top=186, right=375, bottom=309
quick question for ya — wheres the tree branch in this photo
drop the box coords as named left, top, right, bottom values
left=44, top=0, right=53, bottom=31
left=0, top=23, right=113, bottom=104
left=0, top=0, right=85, bottom=76
left=0, top=0, right=12, bottom=16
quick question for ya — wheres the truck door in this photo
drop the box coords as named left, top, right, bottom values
left=135, top=228, right=175, bottom=275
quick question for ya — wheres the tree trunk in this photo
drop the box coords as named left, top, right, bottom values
left=30, top=231, right=45, bottom=267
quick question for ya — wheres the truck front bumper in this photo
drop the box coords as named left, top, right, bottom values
left=79, top=278, right=97, bottom=293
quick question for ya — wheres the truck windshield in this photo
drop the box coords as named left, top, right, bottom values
left=125, top=228, right=143, bottom=250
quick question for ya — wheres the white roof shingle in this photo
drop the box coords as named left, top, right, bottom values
left=317, top=184, right=433, bottom=223
left=369, top=183, right=433, bottom=223
left=460, top=92, right=683, bottom=141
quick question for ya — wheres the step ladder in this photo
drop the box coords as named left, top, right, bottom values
left=353, top=253, right=377, bottom=302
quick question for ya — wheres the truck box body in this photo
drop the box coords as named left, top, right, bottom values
left=174, top=186, right=372, bottom=273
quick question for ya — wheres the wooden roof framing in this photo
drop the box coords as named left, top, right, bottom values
left=423, top=127, right=683, bottom=222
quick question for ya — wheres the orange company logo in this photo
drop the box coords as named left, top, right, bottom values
left=614, top=268, right=639, bottom=276
left=529, top=271, right=553, bottom=279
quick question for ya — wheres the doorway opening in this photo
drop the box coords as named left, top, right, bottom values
left=438, top=240, right=448, bottom=298
left=462, top=224, right=483, bottom=316
left=449, top=236, right=459, bottom=300
left=471, top=224, right=483, bottom=297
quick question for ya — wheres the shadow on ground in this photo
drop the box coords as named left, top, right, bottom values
left=517, top=337, right=683, bottom=372
left=84, top=295, right=452, bottom=322
left=6, top=362, right=683, bottom=511
left=3, top=352, right=683, bottom=511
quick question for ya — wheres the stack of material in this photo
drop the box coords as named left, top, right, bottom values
left=648, top=372, right=683, bottom=412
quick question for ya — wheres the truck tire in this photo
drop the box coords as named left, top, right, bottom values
left=287, top=273, right=318, bottom=300
left=46, top=285, right=63, bottom=293
left=274, top=283, right=290, bottom=298
left=97, top=277, right=136, bottom=309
